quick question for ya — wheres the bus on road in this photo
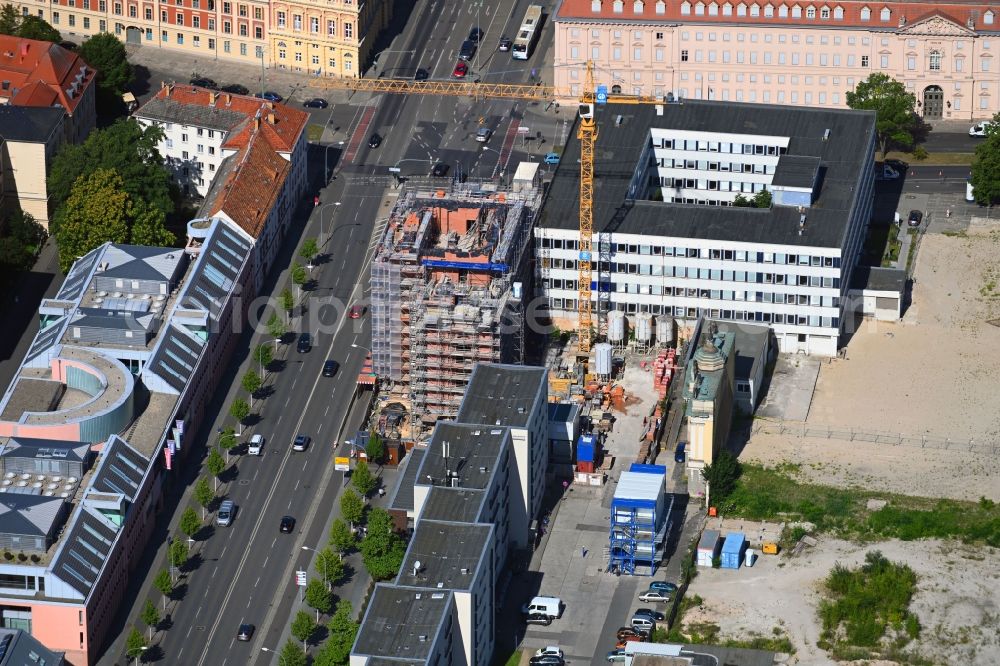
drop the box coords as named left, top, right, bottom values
left=512, top=4, right=543, bottom=60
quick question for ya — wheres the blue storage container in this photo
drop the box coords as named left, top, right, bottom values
left=720, top=532, right=747, bottom=569
left=576, top=434, right=597, bottom=463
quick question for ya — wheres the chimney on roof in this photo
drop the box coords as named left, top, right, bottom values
left=20, top=42, right=28, bottom=61
left=267, top=112, right=275, bottom=125
left=254, top=116, right=260, bottom=130
left=266, top=101, right=274, bottom=110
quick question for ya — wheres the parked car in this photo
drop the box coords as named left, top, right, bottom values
left=413, top=68, right=429, bottom=81
left=323, top=360, right=339, bottom=377
left=616, top=626, right=648, bottom=641
left=634, top=608, right=665, bottom=622
left=876, top=164, right=900, bottom=181
left=216, top=500, right=235, bottom=526
left=525, top=613, right=552, bottom=626
left=220, top=83, right=250, bottom=95
left=615, top=635, right=646, bottom=649
left=431, top=163, right=450, bottom=177
left=247, top=434, right=265, bottom=456
left=638, top=589, right=672, bottom=603
left=453, top=61, right=469, bottom=78
left=349, top=304, right=365, bottom=319
left=648, top=581, right=678, bottom=594
left=529, top=657, right=564, bottom=666
left=674, top=441, right=686, bottom=463
left=255, top=91, right=283, bottom=102
left=292, top=434, right=310, bottom=452
left=279, top=515, right=296, bottom=533
left=190, top=76, right=218, bottom=89
left=303, top=97, right=329, bottom=108
left=368, top=133, right=382, bottom=148
left=498, top=36, right=512, bottom=51
left=297, top=332, right=311, bottom=353
left=606, top=650, right=627, bottom=663
left=468, top=26, right=484, bottom=43
left=544, top=152, right=561, bottom=165
left=237, top=623, right=255, bottom=641
left=476, top=127, right=493, bottom=143
left=969, top=122, right=996, bottom=137
left=534, top=647, right=564, bottom=659
left=907, top=209, right=924, bottom=227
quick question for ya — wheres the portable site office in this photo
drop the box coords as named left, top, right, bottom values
left=609, top=463, right=668, bottom=575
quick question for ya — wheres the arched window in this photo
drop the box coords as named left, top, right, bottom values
left=709, top=2, right=719, bottom=14
left=695, top=2, right=705, bottom=14
left=680, top=1, right=691, bottom=13
left=633, top=0, right=645, bottom=12
left=929, top=50, right=942, bottom=71
left=613, top=0, right=624, bottom=12
left=833, top=5, right=844, bottom=19
left=859, top=6, right=870, bottom=20
left=737, top=3, right=747, bottom=16
left=880, top=6, right=890, bottom=21
left=723, top=2, right=733, bottom=14
left=656, top=0, right=666, bottom=13
left=985, top=10, right=994, bottom=25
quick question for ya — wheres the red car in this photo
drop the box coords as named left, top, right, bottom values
left=452, top=61, right=469, bottom=78
left=349, top=305, right=364, bottom=319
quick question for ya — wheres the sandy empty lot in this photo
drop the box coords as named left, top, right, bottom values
left=743, top=229, right=1000, bottom=502
left=684, top=537, right=1000, bottom=666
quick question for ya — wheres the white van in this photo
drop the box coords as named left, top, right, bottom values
left=520, top=596, right=562, bottom=619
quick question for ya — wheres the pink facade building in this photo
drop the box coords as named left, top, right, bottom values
left=553, top=0, right=1000, bottom=120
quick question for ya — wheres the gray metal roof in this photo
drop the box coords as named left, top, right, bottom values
left=145, top=324, right=205, bottom=393
left=24, top=322, right=64, bottom=365
left=178, top=220, right=252, bottom=321
left=136, top=96, right=247, bottom=131
left=97, top=245, right=184, bottom=283
left=710, top=320, right=771, bottom=384
left=388, top=448, right=425, bottom=513
left=0, top=495, right=65, bottom=537
left=539, top=101, right=875, bottom=249
left=396, top=520, right=492, bottom=591
left=0, top=627, right=65, bottom=665
left=419, top=486, right=485, bottom=523
left=68, top=308, right=156, bottom=332
left=418, top=422, right=508, bottom=491
left=0, top=106, right=64, bottom=143
left=50, top=506, right=116, bottom=597
left=89, top=436, right=147, bottom=502
left=56, top=246, right=102, bottom=303
left=353, top=584, right=452, bottom=661
left=456, top=363, right=546, bottom=428
left=0, top=437, right=90, bottom=464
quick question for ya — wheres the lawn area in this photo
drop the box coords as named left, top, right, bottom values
left=495, top=649, right=522, bottom=666
left=719, top=464, right=1000, bottom=546
left=307, top=123, right=324, bottom=142
left=881, top=232, right=902, bottom=267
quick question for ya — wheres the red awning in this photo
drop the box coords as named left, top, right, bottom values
left=357, top=374, right=377, bottom=386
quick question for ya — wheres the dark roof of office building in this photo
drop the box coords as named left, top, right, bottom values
left=0, top=627, right=65, bottom=665
left=419, top=486, right=485, bottom=523
left=418, top=422, right=507, bottom=491
left=456, top=363, right=546, bottom=428
left=771, top=154, right=822, bottom=189
left=353, top=584, right=453, bottom=661
left=0, top=495, right=64, bottom=537
left=145, top=324, right=205, bottom=393
left=548, top=402, right=579, bottom=427
left=710, top=320, right=771, bottom=383
left=50, top=506, right=116, bottom=597
left=177, top=220, right=252, bottom=322
left=538, top=101, right=875, bottom=249
left=0, top=106, right=64, bottom=142
left=89, top=436, right=148, bottom=502
left=96, top=244, right=185, bottom=282
left=388, top=448, right=425, bottom=513
left=851, top=265, right=906, bottom=293
left=0, top=437, right=90, bottom=463
left=396, top=520, right=492, bottom=591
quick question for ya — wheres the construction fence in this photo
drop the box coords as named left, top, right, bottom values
left=751, top=419, right=1000, bottom=455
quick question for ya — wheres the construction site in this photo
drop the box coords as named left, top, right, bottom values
left=369, top=175, right=541, bottom=440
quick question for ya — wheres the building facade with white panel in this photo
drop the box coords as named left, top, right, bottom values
left=535, top=100, right=876, bottom=356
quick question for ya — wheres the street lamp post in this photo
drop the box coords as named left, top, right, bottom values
left=319, top=201, right=341, bottom=246
left=260, top=646, right=288, bottom=666
left=132, top=646, right=148, bottom=666
left=301, top=545, right=330, bottom=592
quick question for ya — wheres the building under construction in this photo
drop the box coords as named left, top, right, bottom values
left=371, top=178, right=540, bottom=433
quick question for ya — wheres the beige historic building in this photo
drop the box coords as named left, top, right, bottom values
left=553, top=0, right=1000, bottom=120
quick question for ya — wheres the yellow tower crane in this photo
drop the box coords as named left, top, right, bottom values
left=313, top=63, right=660, bottom=362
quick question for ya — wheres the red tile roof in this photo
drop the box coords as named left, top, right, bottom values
left=556, top=0, right=998, bottom=31
left=150, top=84, right=308, bottom=153
left=0, top=36, right=94, bottom=114
left=207, top=132, right=291, bottom=238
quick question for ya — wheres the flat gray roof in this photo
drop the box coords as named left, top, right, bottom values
left=0, top=106, right=63, bottom=143
left=419, top=422, right=507, bottom=491
left=396, top=520, right=492, bottom=591
left=851, top=265, right=906, bottom=293
left=771, top=154, right=821, bottom=189
left=388, top=448, right=425, bottom=513
left=711, top=320, right=771, bottom=383
left=539, top=101, right=875, bottom=249
left=353, top=585, right=452, bottom=660
left=456, top=363, right=545, bottom=428
left=136, top=96, right=246, bottom=131
left=420, top=486, right=485, bottom=523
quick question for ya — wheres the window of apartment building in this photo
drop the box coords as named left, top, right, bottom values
left=193, top=35, right=200, bottom=46
left=880, top=7, right=890, bottom=20
left=84, top=17, right=90, bottom=28
left=906, top=55, right=915, bottom=70
left=764, top=3, right=773, bottom=16
left=927, top=51, right=941, bottom=70
left=750, top=3, right=759, bottom=16
left=222, top=1, right=230, bottom=12
left=312, top=54, right=319, bottom=65
left=805, top=6, right=815, bottom=18
left=791, top=5, right=801, bottom=17
left=328, top=57, right=336, bottom=68
left=681, top=49, right=689, bottom=61
left=737, top=3, right=746, bottom=15
left=127, top=5, right=135, bottom=18
left=278, top=48, right=286, bottom=58
left=694, top=2, right=704, bottom=14
left=344, top=56, right=352, bottom=70
left=778, top=4, right=787, bottom=16
left=52, top=11, right=59, bottom=23
left=83, top=0, right=89, bottom=8
left=176, top=13, right=183, bottom=25
left=820, top=6, right=829, bottom=18
left=881, top=54, right=889, bottom=68
left=277, top=11, right=286, bottom=28
left=327, top=19, right=335, bottom=35
left=113, top=2, right=121, bottom=14
left=633, top=47, right=642, bottom=59
left=310, top=17, right=319, bottom=33
left=982, top=57, right=992, bottom=72
left=208, top=17, right=215, bottom=29
left=238, top=3, right=246, bottom=16
left=160, top=9, right=167, bottom=20
left=161, top=29, right=168, bottom=41
left=238, top=23, right=247, bottom=36
left=656, top=31, right=664, bottom=39
left=240, top=42, right=247, bottom=55
left=861, top=55, right=869, bottom=67
left=177, top=33, right=184, bottom=44
left=680, top=1, right=690, bottom=14
left=295, top=52, right=302, bottom=62
left=208, top=37, right=215, bottom=48
left=143, top=7, right=151, bottom=19
left=192, top=15, right=199, bottom=27
left=293, top=14, right=301, bottom=29
left=986, top=10, right=995, bottom=24
left=833, top=6, right=843, bottom=19
left=955, top=56, right=963, bottom=72
left=222, top=20, right=230, bottom=32
left=254, top=25, right=261, bottom=39
left=223, top=40, right=230, bottom=52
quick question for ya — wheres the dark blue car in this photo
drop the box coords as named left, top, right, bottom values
left=255, top=91, right=283, bottom=103
left=674, top=442, right=686, bottom=463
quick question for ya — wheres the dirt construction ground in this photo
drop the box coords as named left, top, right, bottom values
left=684, top=537, right=1000, bottom=665
left=742, top=229, right=1000, bottom=502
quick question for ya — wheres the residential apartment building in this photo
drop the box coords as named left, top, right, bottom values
left=0, top=224, right=253, bottom=664
left=134, top=83, right=308, bottom=289
left=269, top=0, right=390, bottom=77
left=14, top=0, right=390, bottom=72
left=535, top=101, right=876, bottom=357
left=0, top=106, right=64, bottom=230
left=553, top=0, right=1000, bottom=119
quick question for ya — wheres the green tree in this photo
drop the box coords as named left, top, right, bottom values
left=320, top=600, right=359, bottom=666
left=153, top=569, right=173, bottom=609
left=79, top=32, right=134, bottom=98
left=140, top=600, right=160, bottom=640
left=340, top=489, right=364, bottom=527
left=280, top=288, right=295, bottom=318
left=16, top=15, right=60, bottom=42
left=193, top=477, right=214, bottom=520
left=229, top=398, right=250, bottom=426
left=703, top=449, right=742, bottom=505
left=290, top=609, right=317, bottom=649
left=731, top=193, right=752, bottom=208
left=206, top=448, right=226, bottom=490
left=299, top=238, right=319, bottom=264
left=168, top=539, right=189, bottom=572
left=970, top=114, right=1000, bottom=209
left=267, top=312, right=287, bottom=343
left=0, top=5, right=19, bottom=34
left=279, top=640, right=308, bottom=666
left=242, top=370, right=262, bottom=408
left=254, top=343, right=273, bottom=374
left=846, top=73, right=918, bottom=160
left=360, top=508, right=406, bottom=581
left=49, top=120, right=171, bottom=230
left=0, top=210, right=47, bottom=273
left=179, top=507, right=201, bottom=539
left=315, top=546, right=345, bottom=590
left=752, top=188, right=772, bottom=208
left=54, top=168, right=174, bottom=272
left=304, top=578, right=333, bottom=620
left=125, top=627, right=147, bottom=661
left=219, top=427, right=237, bottom=452
left=365, top=432, right=386, bottom=465
left=291, top=263, right=308, bottom=288
left=351, top=459, right=377, bottom=498
left=328, top=518, right=355, bottom=556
